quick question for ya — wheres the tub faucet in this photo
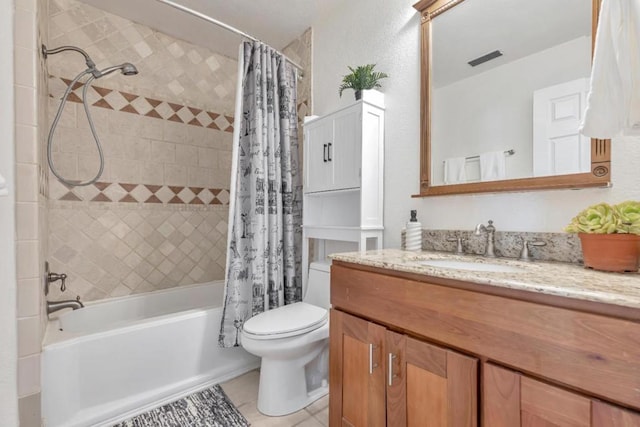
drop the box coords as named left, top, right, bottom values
left=47, top=296, right=84, bottom=315
left=474, top=220, right=496, bottom=258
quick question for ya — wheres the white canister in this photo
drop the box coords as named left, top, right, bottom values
left=405, top=210, right=422, bottom=251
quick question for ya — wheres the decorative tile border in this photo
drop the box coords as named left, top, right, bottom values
left=52, top=180, right=230, bottom=206
left=51, top=76, right=311, bottom=130
left=51, top=76, right=235, bottom=132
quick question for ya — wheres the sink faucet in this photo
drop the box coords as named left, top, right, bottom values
left=474, top=220, right=496, bottom=258
left=47, top=296, right=84, bottom=315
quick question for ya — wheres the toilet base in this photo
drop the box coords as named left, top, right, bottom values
left=256, top=344, right=328, bottom=416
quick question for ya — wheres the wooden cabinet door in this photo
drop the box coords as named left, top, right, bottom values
left=483, top=363, right=640, bottom=427
left=592, top=401, right=640, bottom=426
left=484, top=363, right=591, bottom=426
left=386, top=332, right=478, bottom=427
left=330, top=309, right=386, bottom=427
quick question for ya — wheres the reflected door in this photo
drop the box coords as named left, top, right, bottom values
left=533, top=77, right=590, bottom=177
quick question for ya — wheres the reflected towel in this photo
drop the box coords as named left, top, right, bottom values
left=581, top=0, right=640, bottom=138
left=0, top=173, right=7, bottom=196
left=443, top=157, right=467, bottom=184
left=480, top=151, right=506, bottom=181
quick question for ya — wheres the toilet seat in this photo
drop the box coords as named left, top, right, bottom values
left=243, top=302, right=328, bottom=340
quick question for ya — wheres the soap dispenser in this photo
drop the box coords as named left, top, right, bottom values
left=405, top=210, right=422, bottom=251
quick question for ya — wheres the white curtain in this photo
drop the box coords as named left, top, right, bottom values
left=219, top=41, right=303, bottom=348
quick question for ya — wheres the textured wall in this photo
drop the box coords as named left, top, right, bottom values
left=46, top=0, right=236, bottom=302
left=312, top=0, right=640, bottom=249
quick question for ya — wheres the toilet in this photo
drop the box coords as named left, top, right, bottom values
left=241, top=262, right=330, bottom=416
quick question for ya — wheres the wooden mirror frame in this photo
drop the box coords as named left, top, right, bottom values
left=412, top=0, right=611, bottom=197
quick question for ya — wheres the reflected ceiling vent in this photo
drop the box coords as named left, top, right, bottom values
left=468, top=50, right=503, bottom=67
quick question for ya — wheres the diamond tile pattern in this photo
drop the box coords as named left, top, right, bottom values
left=50, top=180, right=230, bottom=205
left=51, top=77, right=234, bottom=132
left=48, top=0, right=238, bottom=115
left=48, top=203, right=228, bottom=302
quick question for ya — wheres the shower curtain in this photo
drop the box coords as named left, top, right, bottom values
left=219, top=41, right=303, bottom=348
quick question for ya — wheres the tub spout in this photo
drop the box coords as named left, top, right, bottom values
left=47, top=296, right=84, bottom=315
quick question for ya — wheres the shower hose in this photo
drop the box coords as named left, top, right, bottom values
left=47, top=69, right=105, bottom=187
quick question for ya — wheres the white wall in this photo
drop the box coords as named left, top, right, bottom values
left=313, top=0, right=640, bottom=249
left=431, top=36, right=591, bottom=184
left=0, top=0, right=19, bottom=423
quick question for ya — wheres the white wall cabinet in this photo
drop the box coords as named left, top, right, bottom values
left=302, top=95, right=385, bottom=289
left=304, top=105, right=362, bottom=193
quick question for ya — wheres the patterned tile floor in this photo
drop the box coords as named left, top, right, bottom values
left=221, top=370, right=328, bottom=427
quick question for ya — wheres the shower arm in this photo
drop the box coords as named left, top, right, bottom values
left=42, top=44, right=99, bottom=76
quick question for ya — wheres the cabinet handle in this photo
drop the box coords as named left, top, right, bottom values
left=323, top=144, right=328, bottom=162
left=369, top=344, right=379, bottom=374
left=388, top=353, right=397, bottom=386
left=327, top=142, right=332, bottom=161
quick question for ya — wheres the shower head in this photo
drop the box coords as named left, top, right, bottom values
left=121, top=63, right=139, bottom=76
left=95, top=63, right=139, bottom=78
left=42, top=44, right=139, bottom=79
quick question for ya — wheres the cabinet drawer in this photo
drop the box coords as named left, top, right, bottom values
left=331, top=263, right=640, bottom=411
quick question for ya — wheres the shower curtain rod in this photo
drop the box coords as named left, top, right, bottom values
left=155, top=0, right=305, bottom=74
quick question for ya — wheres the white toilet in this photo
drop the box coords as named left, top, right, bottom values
left=241, top=262, right=330, bottom=416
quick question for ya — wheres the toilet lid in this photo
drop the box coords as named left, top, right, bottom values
left=243, top=302, right=328, bottom=339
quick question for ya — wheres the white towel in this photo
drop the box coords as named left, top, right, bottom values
left=479, top=151, right=506, bottom=181
left=443, top=157, right=467, bottom=184
left=580, top=0, right=640, bottom=138
left=0, top=173, right=7, bottom=196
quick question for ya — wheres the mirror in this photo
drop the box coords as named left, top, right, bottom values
left=413, top=0, right=611, bottom=196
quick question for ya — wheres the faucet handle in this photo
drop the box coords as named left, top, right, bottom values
left=519, top=238, right=546, bottom=261
left=47, top=272, right=67, bottom=292
left=446, top=236, right=466, bottom=254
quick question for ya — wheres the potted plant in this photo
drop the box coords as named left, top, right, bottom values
left=564, top=201, right=640, bottom=272
left=338, top=64, right=389, bottom=101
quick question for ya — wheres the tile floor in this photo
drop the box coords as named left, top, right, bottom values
left=221, top=369, right=328, bottom=427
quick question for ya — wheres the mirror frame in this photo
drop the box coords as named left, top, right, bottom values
left=412, top=0, right=611, bottom=197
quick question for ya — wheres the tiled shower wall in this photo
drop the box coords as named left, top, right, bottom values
left=45, top=0, right=313, bottom=303
left=14, top=0, right=49, bottom=423
left=46, top=0, right=237, bottom=302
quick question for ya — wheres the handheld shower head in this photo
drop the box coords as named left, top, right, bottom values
left=96, top=63, right=139, bottom=78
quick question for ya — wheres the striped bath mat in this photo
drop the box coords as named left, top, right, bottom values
left=113, top=385, right=249, bottom=427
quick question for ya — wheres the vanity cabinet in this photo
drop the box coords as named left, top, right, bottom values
left=330, top=310, right=477, bottom=426
left=329, top=261, right=640, bottom=426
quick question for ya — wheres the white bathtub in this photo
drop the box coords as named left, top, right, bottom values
left=42, top=281, right=259, bottom=427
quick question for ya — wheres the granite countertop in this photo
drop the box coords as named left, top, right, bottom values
left=329, top=248, right=640, bottom=310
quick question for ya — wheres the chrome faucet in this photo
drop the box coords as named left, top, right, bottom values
left=44, top=261, right=84, bottom=315
left=474, top=220, right=496, bottom=257
left=47, top=296, right=84, bottom=315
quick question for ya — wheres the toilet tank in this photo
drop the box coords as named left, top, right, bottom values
left=303, top=262, right=331, bottom=309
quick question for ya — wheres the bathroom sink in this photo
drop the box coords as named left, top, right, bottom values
left=418, top=259, right=525, bottom=273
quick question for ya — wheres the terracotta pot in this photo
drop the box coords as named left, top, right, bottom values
left=578, top=233, right=640, bottom=272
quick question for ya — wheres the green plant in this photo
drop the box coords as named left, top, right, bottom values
left=564, top=201, right=640, bottom=234
left=338, top=64, right=389, bottom=97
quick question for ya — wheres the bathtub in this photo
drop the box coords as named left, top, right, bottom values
left=42, top=281, right=259, bottom=427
